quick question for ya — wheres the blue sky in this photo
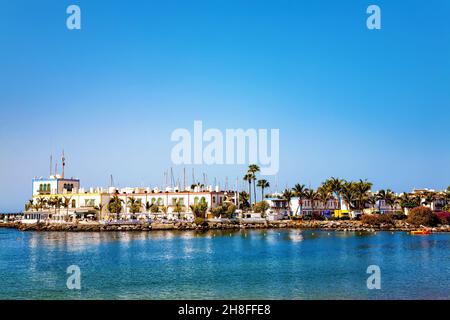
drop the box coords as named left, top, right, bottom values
left=0, top=0, right=449, bottom=211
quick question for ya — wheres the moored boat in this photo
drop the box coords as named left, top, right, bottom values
left=410, top=229, right=432, bottom=235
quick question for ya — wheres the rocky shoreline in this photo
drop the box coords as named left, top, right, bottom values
left=1, top=220, right=449, bottom=232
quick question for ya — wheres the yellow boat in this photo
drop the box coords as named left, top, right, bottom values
left=410, top=229, right=432, bottom=235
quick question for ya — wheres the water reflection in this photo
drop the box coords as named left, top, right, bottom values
left=1, top=228, right=449, bottom=299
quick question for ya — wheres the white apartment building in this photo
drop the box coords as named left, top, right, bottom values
left=24, top=175, right=228, bottom=223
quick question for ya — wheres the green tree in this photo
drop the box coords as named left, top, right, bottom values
left=253, top=201, right=269, bottom=216
left=173, top=200, right=185, bottom=219
left=304, top=188, right=317, bottom=216
left=341, top=182, right=357, bottom=210
left=145, top=201, right=152, bottom=213
left=47, top=196, right=62, bottom=215
left=62, top=196, right=72, bottom=217
left=398, top=193, right=420, bottom=212
left=422, top=191, right=436, bottom=208
left=238, top=191, right=250, bottom=211
left=150, top=204, right=160, bottom=214
left=257, top=179, right=270, bottom=201
left=376, top=189, right=396, bottom=212
left=160, top=205, right=168, bottom=215
left=324, top=177, right=344, bottom=209
left=24, top=199, right=34, bottom=211
left=292, top=183, right=306, bottom=216
left=36, top=197, right=47, bottom=211
left=248, top=164, right=260, bottom=204
left=367, top=194, right=377, bottom=211
left=282, top=188, right=294, bottom=217
left=108, top=195, right=124, bottom=220
left=190, top=202, right=208, bottom=218
left=127, top=197, right=142, bottom=217
left=243, top=173, right=254, bottom=208
left=93, top=204, right=104, bottom=221
left=244, top=173, right=255, bottom=208
left=316, top=185, right=332, bottom=215
left=353, top=179, right=372, bottom=211
left=225, top=203, right=237, bottom=218
left=211, top=205, right=226, bottom=218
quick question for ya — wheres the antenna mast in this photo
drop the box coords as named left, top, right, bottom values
left=236, top=177, right=239, bottom=208
left=61, top=150, right=66, bottom=178
left=49, top=154, right=53, bottom=177
left=170, top=167, right=175, bottom=188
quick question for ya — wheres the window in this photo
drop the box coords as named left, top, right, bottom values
left=194, top=197, right=199, bottom=204
left=38, top=183, right=51, bottom=193
left=172, top=198, right=178, bottom=205
left=63, top=183, right=74, bottom=192
left=71, top=199, right=76, bottom=208
left=85, top=199, right=95, bottom=207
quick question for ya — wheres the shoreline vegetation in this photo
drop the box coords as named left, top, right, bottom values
left=1, top=219, right=449, bottom=233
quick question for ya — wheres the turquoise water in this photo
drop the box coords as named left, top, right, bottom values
left=0, top=228, right=449, bottom=299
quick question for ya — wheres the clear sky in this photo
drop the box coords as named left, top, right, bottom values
left=0, top=0, right=449, bottom=211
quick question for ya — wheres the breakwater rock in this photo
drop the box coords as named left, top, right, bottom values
left=7, top=220, right=450, bottom=232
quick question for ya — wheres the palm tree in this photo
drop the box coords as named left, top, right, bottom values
left=173, top=200, right=185, bottom=219
left=316, top=185, right=332, bottom=216
left=25, top=199, right=34, bottom=211
left=292, top=183, right=306, bottom=216
left=108, top=195, right=124, bottom=220
left=243, top=173, right=254, bottom=209
left=47, top=197, right=56, bottom=211
left=304, top=188, right=318, bottom=216
left=376, top=189, right=396, bottom=213
left=367, top=194, right=377, bottom=211
left=54, top=197, right=63, bottom=215
left=423, top=191, right=436, bottom=209
left=248, top=164, right=260, bottom=203
left=353, top=179, right=372, bottom=212
left=127, top=197, right=139, bottom=211
left=189, top=202, right=208, bottom=218
left=93, top=204, right=104, bottom=221
left=282, top=188, right=293, bottom=217
left=257, top=179, right=270, bottom=201
left=325, top=177, right=344, bottom=209
left=145, top=201, right=152, bottom=213
left=150, top=203, right=160, bottom=218
left=341, top=183, right=357, bottom=211
left=444, top=189, right=450, bottom=208
left=36, top=197, right=47, bottom=211
left=238, top=191, right=250, bottom=210
left=160, top=206, right=168, bottom=215
left=127, top=197, right=142, bottom=219
left=398, top=193, right=412, bottom=213
left=62, top=196, right=72, bottom=220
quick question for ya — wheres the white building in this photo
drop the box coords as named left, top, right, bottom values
left=23, top=175, right=228, bottom=223
left=264, top=197, right=339, bottom=218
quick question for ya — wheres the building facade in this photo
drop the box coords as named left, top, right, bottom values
left=24, top=175, right=228, bottom=223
